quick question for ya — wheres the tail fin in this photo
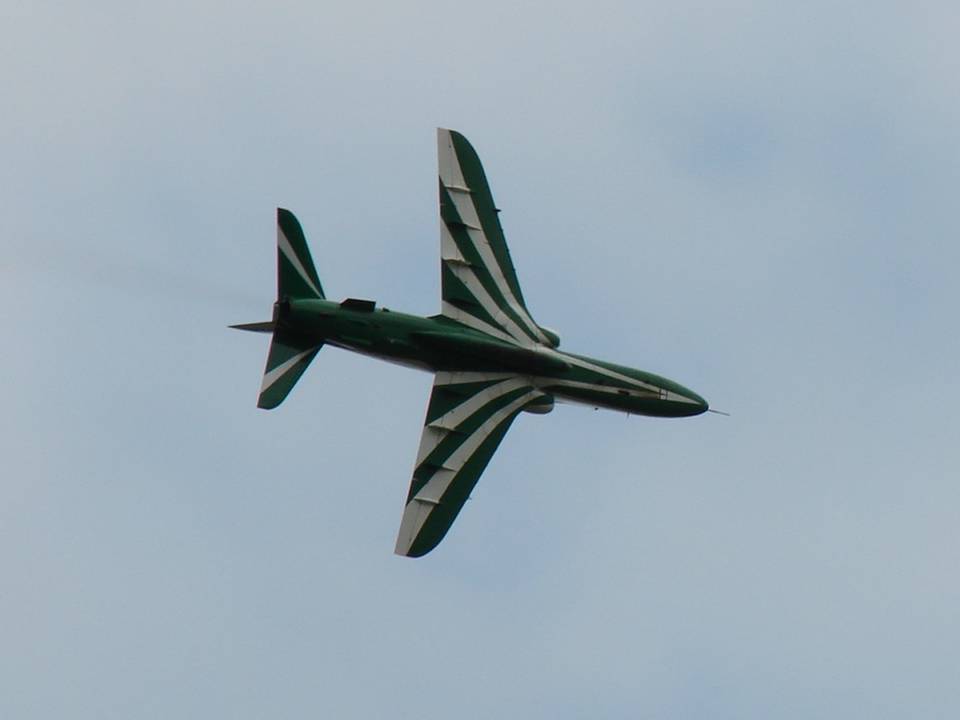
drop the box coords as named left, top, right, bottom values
left=234, top=208, right=325, bottom=409
left=277, top=207, right=324, bottom=301
left=261, top=208, right=324, bottom=407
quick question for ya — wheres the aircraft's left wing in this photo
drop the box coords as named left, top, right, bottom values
left=395, top=371, right=545, bottom=557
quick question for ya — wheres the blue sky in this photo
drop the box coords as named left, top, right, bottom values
left=3, top=1, right=959, bottom=717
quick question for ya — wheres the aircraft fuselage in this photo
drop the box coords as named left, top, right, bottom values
left=281, top=298, right=707, bottom=418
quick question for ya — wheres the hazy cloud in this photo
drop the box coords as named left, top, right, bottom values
left=3, top=1, right=958, bottom=717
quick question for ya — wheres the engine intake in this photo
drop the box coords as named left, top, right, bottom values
left=538, top=325, right=561, bottom=348
left=523, top=394, right=555, bottom=414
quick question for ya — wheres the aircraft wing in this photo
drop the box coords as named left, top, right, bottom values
left=437, top=128, right=550, bottom=347
left=395, top=371, right=545, bottom=557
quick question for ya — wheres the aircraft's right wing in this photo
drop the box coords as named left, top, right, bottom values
left=394, top=371, right=545, bottom=557
left=438, top=129, right=550, bottom=348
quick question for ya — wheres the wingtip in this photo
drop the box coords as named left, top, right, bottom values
left=394, top=545, right=430, bottom=559
left=437, top=127, right=466, bottom=142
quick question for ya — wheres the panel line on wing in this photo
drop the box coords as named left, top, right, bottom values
left=441, top=222, right=471, bottom=266
left=415, top=376, right=531, bottom=465
left=440, top=190, right=532, bottom=344
left=440, top=262, right=514, bottom=339
left=435, top=371, right=516, bottom=386
left=445, top=191, right=545, bottom=344
left=398, top=388, right=539, bottom=554
left=448, top=263, right=533, bottom=344
left=437, top=128, right=548, bottom=346
left=440, top=301, right=522, bottom=345
left=438, top=130, right=468, bottom=189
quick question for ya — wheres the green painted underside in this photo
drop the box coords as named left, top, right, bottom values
left=446, top=132, right=526, bottom=305
left=279, top=298, right=706, bottom=417
left=406, top=411, right=520, bottom=558
left=247, top=130, right=710, bottom=558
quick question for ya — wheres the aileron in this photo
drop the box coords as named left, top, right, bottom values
left=394, top=373, right=539, bottom=557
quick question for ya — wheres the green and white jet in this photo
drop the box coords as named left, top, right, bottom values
left=234, top=129, right=708, bottom=557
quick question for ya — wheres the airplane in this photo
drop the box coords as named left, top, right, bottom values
left=233, top=128, right=709, bottom=558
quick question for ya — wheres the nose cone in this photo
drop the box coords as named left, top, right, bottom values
left=633, top=370, right=709, bottom=417
left=666, top=385, right=709, bottom=417
left=684, top=390, right=709, bottom=416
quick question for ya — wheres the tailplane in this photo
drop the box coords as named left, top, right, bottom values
left=256, top=328, right=322, bottom=409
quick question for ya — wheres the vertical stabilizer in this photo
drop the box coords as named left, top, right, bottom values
left=278, top=208, right=324, bottom=301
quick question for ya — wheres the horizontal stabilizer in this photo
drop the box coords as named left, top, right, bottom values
left=257, top=330, right=322, bottom=409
